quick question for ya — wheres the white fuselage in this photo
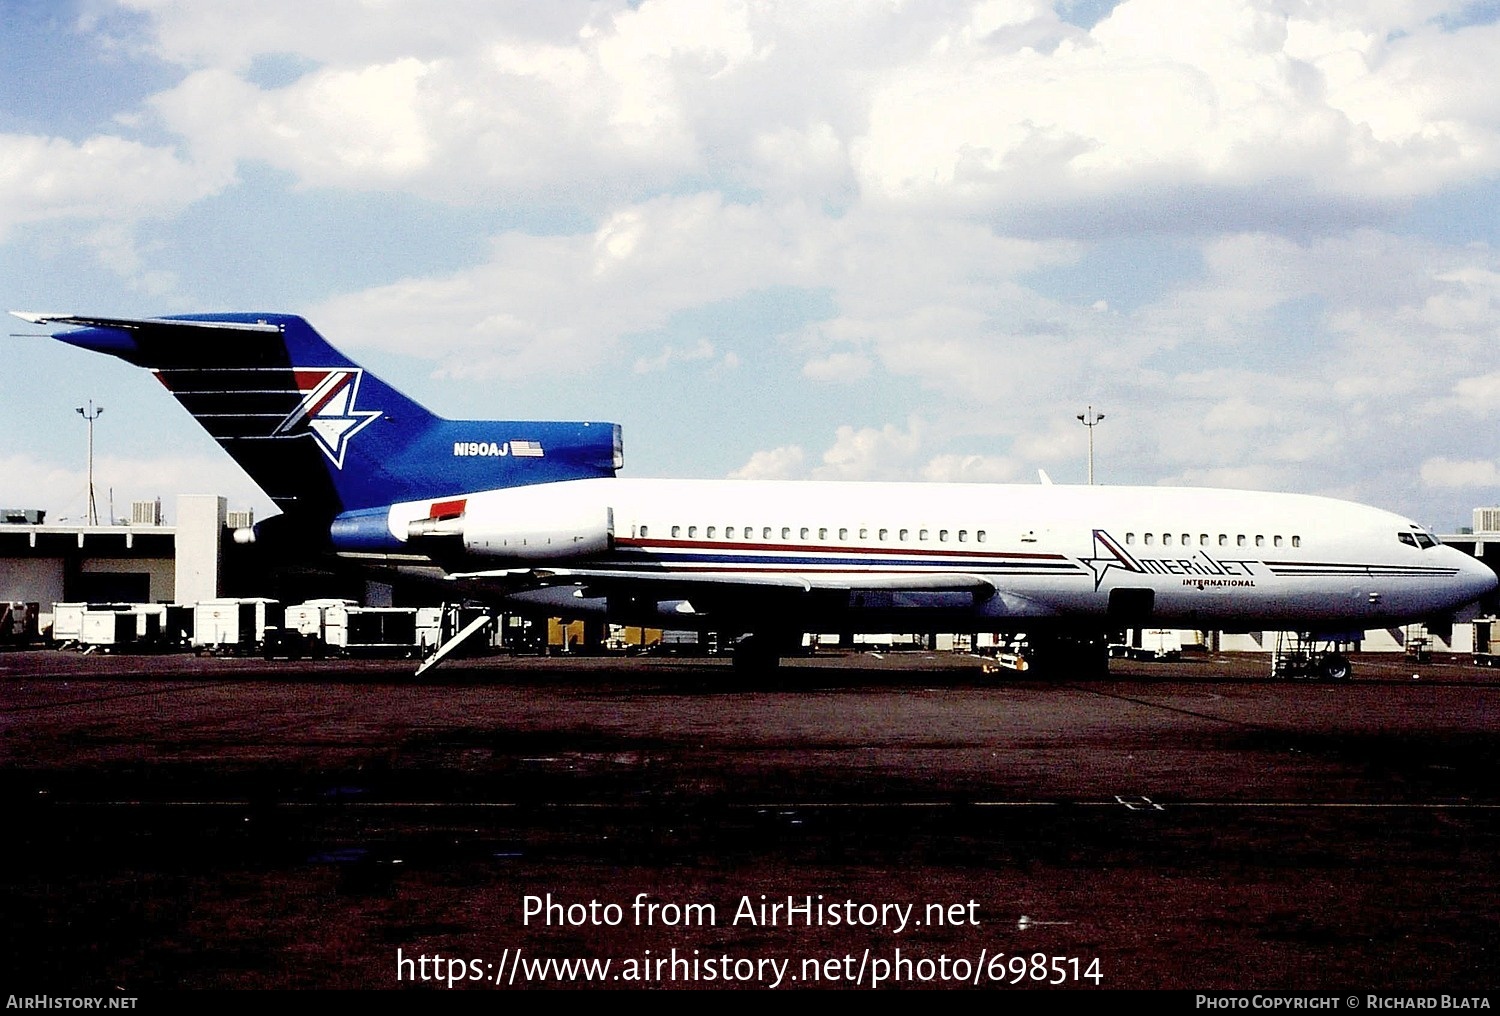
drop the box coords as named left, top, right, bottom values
left=360, top=477, right=1497, bottom=634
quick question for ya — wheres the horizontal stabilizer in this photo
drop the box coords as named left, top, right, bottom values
left=13, top=312, right=280, bottom=333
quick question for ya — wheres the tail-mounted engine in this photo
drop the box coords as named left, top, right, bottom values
left=400, top=485, right=612, bottom=561
left=328, top=479, right=614, bottom=562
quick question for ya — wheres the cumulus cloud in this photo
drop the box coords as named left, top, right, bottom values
left=0, top=132, right=233, bottom=293
left=1452, top=373, right=1500, bottom=416
left=921, top=453, right=1019, bottom=483
left=1421, top=457, right=1500, bottom=489
left=728, top=418, right=930, bottom=483
left=111, top=0, right=1500, bottom=215
left=854, top=0, right=1500, bottom=215
left=729, top=430, right=1019, bottom=485
left=308, top=192, right=831, bottom=377
left=136, top=0, right=767, bottom=204
left=728, top=444, right=804, bottom=480
left=152, top=62, right=436, bottom=188
left=810, top=419, right=926, bottom=481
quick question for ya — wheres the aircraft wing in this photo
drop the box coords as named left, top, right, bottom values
left=446, top=566, right=1060, bottom=622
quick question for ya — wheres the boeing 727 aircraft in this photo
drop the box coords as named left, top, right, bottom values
left=14, top=311, right=1497, bottom=675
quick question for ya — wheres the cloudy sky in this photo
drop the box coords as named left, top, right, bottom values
left=4, top=0, right=1500, bottom=529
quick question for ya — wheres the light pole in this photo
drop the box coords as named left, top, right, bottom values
left=76, top=400, right=103, bottom=525
left=1077, top=405, right=1104, bottom=485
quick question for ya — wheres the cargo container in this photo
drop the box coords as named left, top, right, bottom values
left=278, top=600, right=422, bottom=657
left=194, top=598, right=279, bottom=653
left=51, top=602, right=134, bottom=645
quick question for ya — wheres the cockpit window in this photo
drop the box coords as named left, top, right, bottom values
left=1401, top=527, right=1440, bottom=549
left=1398, top=532, right=1418, bottom=548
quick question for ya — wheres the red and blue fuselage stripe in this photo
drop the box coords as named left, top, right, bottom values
left=609, top=537, right=1086, bottom=574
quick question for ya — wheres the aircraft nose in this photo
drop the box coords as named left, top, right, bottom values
left=1453, top=548, right=1499, bottom=605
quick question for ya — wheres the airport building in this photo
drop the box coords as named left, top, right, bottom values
left=0, top=494, right=368, bottom=628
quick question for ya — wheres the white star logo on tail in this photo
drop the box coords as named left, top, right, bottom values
left=272, top=368, right=381, bottom=468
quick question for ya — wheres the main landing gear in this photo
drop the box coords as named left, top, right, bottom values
left=731, top=632, right=800, bottom=673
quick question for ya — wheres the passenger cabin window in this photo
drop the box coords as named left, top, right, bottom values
left=640, top=525, right=648, bottom=538
left=800, top=527, right=809, bottom=540
left=879, top=528, right=889, bottom=540
left=1255, top=535, right=1264, bottom=547
left=1236, top=535, right=1246, bottom=547
left=859, top=527, right=868, bottom=539
left=939, top=529, right=949, bottom=542
left=1144, top=534, right=1154, bottom=545
left=818, top=527, right=828, bottom=540
left=1292, top=536, right=1301, bottom=547
left=672, top=525, right=681, bottom=538
left=1218, top=534, right=1228, bottom=546
left=1273, top=536, right=1282, bottom=548
left=1163, top=534, right=1173, bottom=546
left=977, top=530, right=987, bottom=542
left=781, top=527, right=791, bottom=540
left=707, top=526, right=717, bottom=538
left=839, top=528, right=848, bottom=540
left=688, top=526, right=697, bottom=538
left=899, top=529, right=909, bottom=541
left=958, top=530, right=967, bottom=542
left=919, top=529, right=929, bottom=541
left=763, top=527, right=772, bottom=540
left=1199, top=534, right=1209, bottom=545
left=1125, top=533, right=1135, bottom=545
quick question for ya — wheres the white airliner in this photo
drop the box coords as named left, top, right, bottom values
left=16, top=311, right=1497, bottom=674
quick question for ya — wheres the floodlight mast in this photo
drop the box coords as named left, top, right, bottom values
left=1077, top=405, right=1104, bottom=485
left=76, top=400, right=103, bottom=525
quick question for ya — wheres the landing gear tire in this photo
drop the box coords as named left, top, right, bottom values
left=1318, top=653, right=1351, bottom=682
left=732, top=635, right=784, bottom=673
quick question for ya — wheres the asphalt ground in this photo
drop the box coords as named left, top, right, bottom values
left=1, top=647, right=1497, bottom=992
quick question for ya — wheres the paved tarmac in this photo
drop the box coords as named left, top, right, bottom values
left=1, top=648, right=1497, bottom=991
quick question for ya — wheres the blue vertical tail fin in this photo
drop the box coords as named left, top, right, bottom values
left=16, top=312, right=621, bottom=522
